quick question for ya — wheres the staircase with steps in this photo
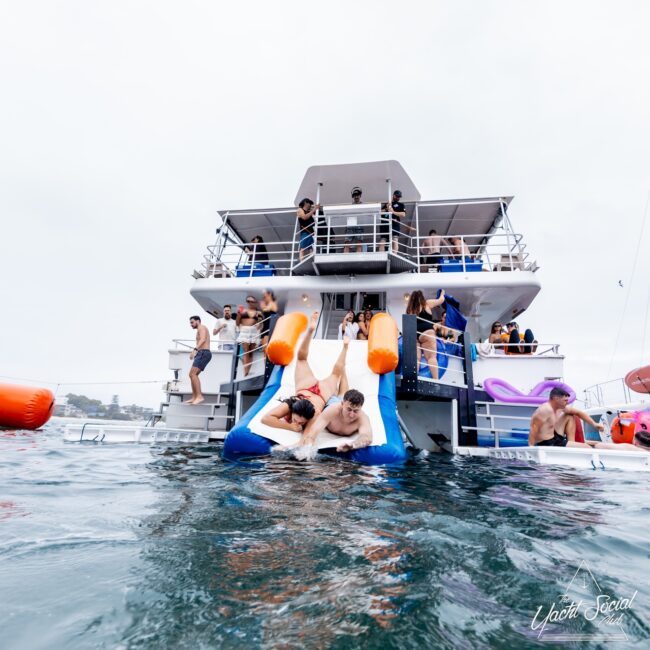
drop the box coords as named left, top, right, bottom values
left=155, top=393, right=232, bottom=431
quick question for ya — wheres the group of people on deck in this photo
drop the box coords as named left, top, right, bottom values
left=295, top=186, right=481, bottom=270
left=297, top=187, right=406, bottom=257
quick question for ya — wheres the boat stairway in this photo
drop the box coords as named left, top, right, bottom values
left=158, top=393, right=233, bottom=431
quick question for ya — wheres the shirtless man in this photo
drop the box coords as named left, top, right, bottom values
left=188, top=315, right=211, bottom=405
left=528, top=387, right=644, bottom=449
left=299, top=388, right=373, bottom=453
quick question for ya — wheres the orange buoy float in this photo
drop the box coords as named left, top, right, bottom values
left=0, top=383, right=55, bottom=430
left=266, top=312, right=309, bottom=366
left=367, top=313, right=399, bottom=374
left=610, top=411, right=650, bottom=444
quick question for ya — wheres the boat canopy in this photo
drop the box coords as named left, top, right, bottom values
left=217, top=196, right=513, bottom=251
left=294, top=160, right=421, bottom=205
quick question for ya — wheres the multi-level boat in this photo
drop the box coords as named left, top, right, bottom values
left=65, top=161, right=650, bottom=471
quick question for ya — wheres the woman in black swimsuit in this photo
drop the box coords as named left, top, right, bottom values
left=405, top=289, right=447, bottom=379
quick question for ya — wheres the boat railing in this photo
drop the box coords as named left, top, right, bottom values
left=463, top=400, right=533, bottom=448
left=171, top=339, right=236, bottom=353
left=196, top=209, right=536, bottom=277
left=583, top=378, right=633, bottom=408
left=400, top=314, right=469, bottom=388
left=477, top=342, right=561, bottom=357
left=412, top=232, right=536, bottom=273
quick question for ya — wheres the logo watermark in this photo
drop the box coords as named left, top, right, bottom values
left=530, top=560, right=637, bottom=642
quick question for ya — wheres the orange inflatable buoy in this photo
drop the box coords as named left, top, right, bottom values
left=367, top=313, right=399, bottom=375
left=610, top=413, right=636, bottom=444
left=266, top=312, right=309, bottom=366
left=0, top=383, right=55, bottom=430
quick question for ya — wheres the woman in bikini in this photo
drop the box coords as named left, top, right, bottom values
left=236, top=295, right=262, bottom=376
left=261, top=397, right=316, bottom=433
left=293, top=311, right=350, bottom=434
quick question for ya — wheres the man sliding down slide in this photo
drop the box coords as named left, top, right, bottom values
left=296, top=388, right=373, bottom=453
left=277, top=310, right=373, bottom=453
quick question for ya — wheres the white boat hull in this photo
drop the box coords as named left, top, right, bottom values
left=455, top=445, right=650, bottom=472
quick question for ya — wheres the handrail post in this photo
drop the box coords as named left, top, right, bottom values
left=401, top=314, right=418, bottom=393
left=415, top=203, right=420, bottom=271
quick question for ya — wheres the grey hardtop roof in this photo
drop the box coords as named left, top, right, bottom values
left=218, top=196, right=513, bottom=250
left=216, top=161, right=512, bottom=249
left=295, top=160, right=421, bottom=205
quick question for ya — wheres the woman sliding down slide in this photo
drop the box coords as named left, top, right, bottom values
left=261, top=397, right=316, bottom=433
left=276, top=311, right=351, bottom=446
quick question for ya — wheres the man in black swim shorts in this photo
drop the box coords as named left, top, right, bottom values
left=529, top=387, right=604, bottom=447
left=188, top=315, right=212, bottom=405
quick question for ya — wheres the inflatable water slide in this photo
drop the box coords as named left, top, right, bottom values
left=223, top=313, right=407, bottom=465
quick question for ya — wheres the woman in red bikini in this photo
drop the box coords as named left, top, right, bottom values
left=294, top=311, right=350, bottom=426
left=261, top=397, right=316, bottom=433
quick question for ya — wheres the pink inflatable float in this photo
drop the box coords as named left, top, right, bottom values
left=483, top=378, right=576, bottom=405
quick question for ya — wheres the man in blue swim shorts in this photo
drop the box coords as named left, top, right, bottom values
left=188, top=315, right=212, bottom=405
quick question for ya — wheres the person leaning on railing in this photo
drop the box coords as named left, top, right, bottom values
left=449, top=237, right=472, bottom=263
left=386, top=190, right=405, bottom=253
left=405, top=289, right=447, bottom=380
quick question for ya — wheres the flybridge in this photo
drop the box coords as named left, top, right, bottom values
left=196, top=160, right=536, bottom=279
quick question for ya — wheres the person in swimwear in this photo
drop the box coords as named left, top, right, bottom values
left=298, top=388, right=373, bottom=453
left=294, top=311, right=351, bottom=435
left=261, top=397, right=316, bottom=433
left=528, top=387, right=645, bottom=450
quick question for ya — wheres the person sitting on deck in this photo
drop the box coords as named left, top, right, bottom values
left=449, top=237, right=472, bottom=263
left=529, top=387, right=647, bottom=451
left=244, top=235, right=269, bottom=264
left=297, top=198, right=320, bottom=261
left=503, top=321, right=537, bottom=354
left=261, top=397, right=316, bottom=433
left=296, top=388, right=373, bottom=453
left=344, top=187, right=364, bottom=253
left=405, top=290, right=447, bottom=380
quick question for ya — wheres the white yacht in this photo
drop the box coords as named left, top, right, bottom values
left=65, top=161, right=650, bottom=470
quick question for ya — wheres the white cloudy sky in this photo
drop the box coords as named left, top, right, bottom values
left=1, top=0, right=649, bottom=408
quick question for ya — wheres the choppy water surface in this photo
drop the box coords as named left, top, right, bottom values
left=1, top=420, right=649, bottom=649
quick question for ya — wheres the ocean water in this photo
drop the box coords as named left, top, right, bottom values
left=1, top=420, right=649, bottom=649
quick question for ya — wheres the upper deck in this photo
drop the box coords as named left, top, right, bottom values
left=190, top=161, right=541, bottom=336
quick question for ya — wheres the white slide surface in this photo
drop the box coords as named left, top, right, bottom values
left=248, top=338, right=387, bottom=450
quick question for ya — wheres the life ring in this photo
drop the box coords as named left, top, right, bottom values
left=0, top=383, right=55, bottom=430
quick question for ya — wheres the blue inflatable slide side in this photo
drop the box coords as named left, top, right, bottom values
left=223, top=365, right=407, bottom=465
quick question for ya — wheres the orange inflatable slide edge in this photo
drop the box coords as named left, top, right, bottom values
left=266, top=312, right=309, bottom=366
left=0, top=383, right=55, bottom=430
left=367, top=313, right=399, bottom=375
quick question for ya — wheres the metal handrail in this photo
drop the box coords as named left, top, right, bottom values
left=197, top=206, right=535, bottom=276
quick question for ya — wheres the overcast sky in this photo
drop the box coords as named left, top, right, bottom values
left=1, top=0, right=649, bottom=408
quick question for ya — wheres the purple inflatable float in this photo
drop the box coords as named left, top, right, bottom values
left=483, top=378, right=576, bottom=405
